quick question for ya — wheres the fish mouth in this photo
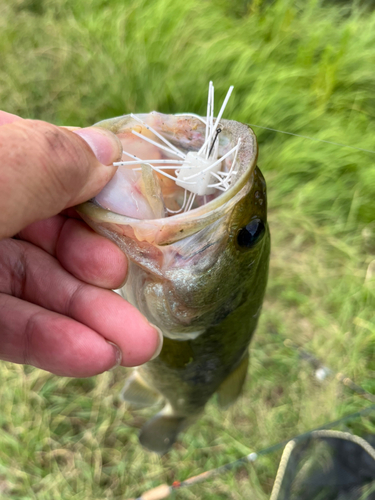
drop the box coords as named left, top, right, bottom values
left=78, top=113, right=258, bottom=245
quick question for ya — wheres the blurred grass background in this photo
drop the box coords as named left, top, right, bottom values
left=0, top=0, right=374, bottom=498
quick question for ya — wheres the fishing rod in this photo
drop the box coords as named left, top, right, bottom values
left=128, top=405, right=375, bottom=500
left=128, top=339, right=375, bottom=500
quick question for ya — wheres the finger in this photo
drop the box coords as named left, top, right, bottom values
left=16, top=215, right=67, bottom=255
left=0, top=119, right=122, bottom=239
left=0, top=294, right=120, bottom=377
left=18, top=217, right=128, bottom=288
left=0, top=111, right=23, bottom=126
left=0, top=239, right=161, bottom=366
left=57, top=219, right=128, bottom=288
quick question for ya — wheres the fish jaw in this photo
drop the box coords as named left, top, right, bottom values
left=79, top=113, right=257, bottom=244
left=79, top=176, right=268, bottom=345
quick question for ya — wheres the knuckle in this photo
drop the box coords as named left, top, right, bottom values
left=0, top=239, right=27, bottom=297
left=65, top=282, right=86, bottom=318
left=23, top=310, right=43, bottom=366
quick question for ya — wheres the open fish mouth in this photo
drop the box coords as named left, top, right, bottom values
left=78, top=84, right=258, bottom=246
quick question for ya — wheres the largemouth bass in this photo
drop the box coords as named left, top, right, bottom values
left=78, top=89, right=270, bottom=453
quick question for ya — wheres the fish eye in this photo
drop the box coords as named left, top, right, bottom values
left=237, top=219, right=265, bottom=248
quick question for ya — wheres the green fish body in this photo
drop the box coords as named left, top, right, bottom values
left=79, top=112, right=270, bottom=453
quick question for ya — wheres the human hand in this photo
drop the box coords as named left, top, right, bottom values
left=0, top=111, right=162, bottom=377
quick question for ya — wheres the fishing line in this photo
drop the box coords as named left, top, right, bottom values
left=128, top=405, right=375, bottom=500
left=247, top=123, right=375, bottom=155
left=284, top=338, right=375, bottom=404
left=128, top=339, right=375, bottom=500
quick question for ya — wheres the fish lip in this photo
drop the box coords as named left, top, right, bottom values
left=77, top=115, right=258, bottom=245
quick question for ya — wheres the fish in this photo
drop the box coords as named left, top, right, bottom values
left=78, top=86, right=270, bottom=453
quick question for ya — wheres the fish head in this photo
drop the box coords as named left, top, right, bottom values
left=78, top=113, right=270, bottom=341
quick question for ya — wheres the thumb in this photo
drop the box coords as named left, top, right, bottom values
left=0, top=118, right=122, bottom=239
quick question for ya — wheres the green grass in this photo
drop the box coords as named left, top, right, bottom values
left=0, top=0, right=375, bottom=498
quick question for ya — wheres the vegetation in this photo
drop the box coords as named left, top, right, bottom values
left=0, top=0, right=374, bottom=497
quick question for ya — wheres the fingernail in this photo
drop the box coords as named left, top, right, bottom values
left=74, top=127, right=123, bottom=165
left=62, top=126, right=81, bottom=131
left=106, top=341, right=123, bottom=370
left=150, top=324, right=164, bottom=360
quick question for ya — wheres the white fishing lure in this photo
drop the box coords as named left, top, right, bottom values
left=112, top=82, right=241, bottom=214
